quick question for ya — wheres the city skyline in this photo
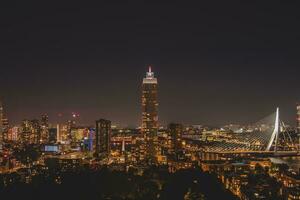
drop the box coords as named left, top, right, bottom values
left=1, top=65, right=300, bottom=127
left=1, top=2, right=300, bottom=199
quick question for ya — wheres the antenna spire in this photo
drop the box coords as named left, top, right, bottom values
left=145, top=65, right=155, bottom=79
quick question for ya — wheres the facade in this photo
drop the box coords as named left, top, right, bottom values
left=30, top=119, right=41, bottom=144
left=297, top=104, right=300, bottom=132
left=19, top=119, right=41, bottom=144
left=0, top=101, right=3, bottom=150
left=48, top=128, right=58, bottom=143
left=67, top=120, right=76, bottom=141
left=142, top=66, right=158, bottom=136
left=95, top=119, right=111, bottom=158
left=169, top=123, right=183, bottom=154
left=142, top=67, right=159, bottom=161
left=40, top=114, right=49, bottom=143
left=20, top=120, right=31, bottom=144
left=2, top=118, right=9, bottom=141
left=57, top=124, right=69, bottom=143
left=56, top=124, right=60, bottom=143
left=11, top=127, right=19, bottom=141
left=0, top=100, right=8, bottom=146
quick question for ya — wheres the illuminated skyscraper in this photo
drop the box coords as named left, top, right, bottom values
left=142, top=66, right=159, bottom=161
left=30, top=119, right=41, bottom=144
left=142, top=66, right=158, bottom=136
left=19, top=119, right=42, bottom=144
left=2, top=118, right=9, bottom=141
left=48, top=127, right=58, bottom=143
left=67, top=119, right=76, bottom=142
left=0, top=100, right=3, bottom=150
left=297, top=104, right=300, bottom=132
left=95, top=119, right=111, bottom=158
left=56, top=124, right=61, bottom=143
left=168, top=123, right=183, bottom=154
left=21, top=120, right=31, bottom=144
left=0, top=100, right=8, bottom=147
left=40, top=114, right=49, bottom=143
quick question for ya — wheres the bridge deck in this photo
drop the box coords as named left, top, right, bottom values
left=201, top=150, right=300, bottom=157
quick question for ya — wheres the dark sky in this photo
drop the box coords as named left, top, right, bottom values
left=1, top=1, right=300, bottom=126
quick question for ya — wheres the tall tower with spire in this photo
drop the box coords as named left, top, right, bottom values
left=142, top=66, right=159, bottom=161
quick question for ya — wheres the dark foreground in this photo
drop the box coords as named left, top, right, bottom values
left=0, top=165, right=237, bottom=200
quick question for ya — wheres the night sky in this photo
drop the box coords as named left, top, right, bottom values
left=1, top=1, right=300, bottom=126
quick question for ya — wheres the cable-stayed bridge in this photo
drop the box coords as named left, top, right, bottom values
left=202, top=108, right=300, bottom=157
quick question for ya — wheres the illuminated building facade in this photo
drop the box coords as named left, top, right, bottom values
left=30, top=119, right=41, bottom=144
left=0, top=100, right=8, bottom=146
left=21, top=120, right=31, bottom=144
left=40, top=114, right=49, bottom=143
left=49, top=127, right=58, bottom=143
left=67, top=119, right=76, bottom=141
left=18, top=119, right=41, bottom=144
left=169, top=123, right=183, bottom=154
left=297, top=104, right=300, bottom=132
left=86, top=128, right=94, bottom=151
left=2, top=118, right=9, bottom=141
left=11, top=127, right=19, bottom=141
left=142, top=66, right=158, bottom=136
left=142, top=67, right=159, bottom=161
left=0, top=101, right=3, bottom=150
left=95, top=119, right=111, bottom=158
left=57, top=124, right=69, bottom=143
left=56, top=124, right=60, bottom=143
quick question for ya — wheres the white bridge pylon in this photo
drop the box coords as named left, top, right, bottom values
left=266, top=107, right=280, bottom=151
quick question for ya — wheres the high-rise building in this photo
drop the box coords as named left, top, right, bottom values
left=95, top=119, right=111, bottom=158
left=40, top=114, right=49, bottom=143
left=57, top=124, right=68, bottom=143
left=142, top=66, right=159, bottom=136
left=0, top=100, right=3, bottom=150
left=2, top=118, right=9, bottom=141
left=297, top=104, right=300, bottom=132
left=48, top=128, right=58, bottom=143
left=87, top=128, right=94, bottom=152
left=142, top=66, right=159, bottom=161
left=67, top=119, right=76, bottom=142
left=56, top=124, right=61, bottom=143
left=168, top=123, right=183, bottom=154
left=30, top=119, right=41, bottom=144
left=11, top=127, right=19, bottom=141
left=21, top=120, right=31, bottom=144
left=0, top=100, right=9, bottom=143
left=19, top=119, right=41, bottom=144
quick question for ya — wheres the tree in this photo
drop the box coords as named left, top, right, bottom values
left=13, top=145, right=40, bottom=167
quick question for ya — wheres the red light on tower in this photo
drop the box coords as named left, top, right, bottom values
left=72, top=112, right=80, bottom=118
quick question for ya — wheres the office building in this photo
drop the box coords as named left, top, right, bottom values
left=21, top=120, right=31, bottom=144
left=142, top=66, right=158, bottom=136
left=169, top=123, right=183, bottom=153
left=40, top=114, right=49, bottom=143
left=0, top=101, right=3, bottom=150
left=30, top=119, right=41, bottom=144
left=297, top=104, right=300, bottom=132
left=142, top=67, right=159, bottom=161
left=95, top=119, right=111, bottom=158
